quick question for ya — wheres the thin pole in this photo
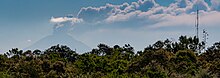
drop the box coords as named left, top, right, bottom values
left=196, top=9, right=199, bottom=39
left=195, top=8, right=200, bottom=54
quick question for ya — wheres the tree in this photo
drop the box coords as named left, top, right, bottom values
left=171, top=50, right=198, bottom=76
left=33, top=49, right=41, bottom=56
left=44, top=44, right=78, bottom=62
left=5, top=48, right=23, bottom=58
left=153, top=41, right=164, bottom=50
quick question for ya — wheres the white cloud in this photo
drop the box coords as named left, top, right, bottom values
left=186, top=0, right=210, bottom=13
left=76, top=0, right=160, bottom=23
left=77, top=4, right=115, bottom=23
left=149, top=14, right=195, bottom=28
left=200, top=11, right=220, bottom=26
left=176, top=0, right=192, bottom=8
left=211, top=0, right=220, bottom=11
left=50, top=0, right=220, bottom=34
left=27, top=40, right=32, bottom=42
left=50, top=16, right=83, bottom=23
left=50, top=16, right=83, bottom=34
left=149, top=11, right=220, bottom=28
left=50, top=17, right=67, bottom=23
left=87, top=0, right=213, bottom=26
left=135, top=0, right=159, bottom=12
left=105, top=11, right=142, bottom=23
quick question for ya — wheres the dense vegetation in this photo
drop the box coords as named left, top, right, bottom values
left=0, top=36, right=219, bottom=78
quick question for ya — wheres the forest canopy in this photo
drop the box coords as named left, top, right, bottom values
left=0, top=35, right=219, bottom=78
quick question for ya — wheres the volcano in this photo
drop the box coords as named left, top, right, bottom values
left=26, top=33, right=91, bottom=53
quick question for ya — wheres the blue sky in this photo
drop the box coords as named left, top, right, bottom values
left=0, top=0, right=220, bottom=53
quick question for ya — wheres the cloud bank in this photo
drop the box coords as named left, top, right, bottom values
left=50, top=0, right=220, bottom=34
left=211, top=0, right=220, bottom=11
left=50, top=16, right=83, bottom=34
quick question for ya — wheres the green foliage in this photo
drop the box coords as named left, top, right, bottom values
left=0, top=36, right=219, bottom=77
left=0, top=72, right=11, bottom=78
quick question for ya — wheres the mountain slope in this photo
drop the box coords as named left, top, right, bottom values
left=26, top=33, right=91, bottom=53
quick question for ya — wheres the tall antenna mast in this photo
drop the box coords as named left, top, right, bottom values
left=196, top=9, right=199, bottom=39
left=195, top=7, right=200, bottom=54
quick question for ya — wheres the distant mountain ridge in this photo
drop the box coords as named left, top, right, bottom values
left=26, top=33, right=91, bottom=53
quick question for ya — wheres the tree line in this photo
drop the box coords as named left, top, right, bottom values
left=0, top=35, right=219, bottom=78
